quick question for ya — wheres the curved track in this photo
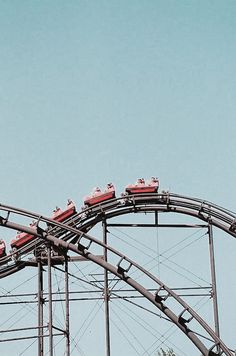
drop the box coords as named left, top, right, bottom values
left=0, top=192, right=235, bottom=355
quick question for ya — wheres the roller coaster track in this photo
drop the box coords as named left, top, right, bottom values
left=0, top=192, right=235, bottom=355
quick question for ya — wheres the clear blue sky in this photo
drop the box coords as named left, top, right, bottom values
left=0, top=1, right=236, bottom=355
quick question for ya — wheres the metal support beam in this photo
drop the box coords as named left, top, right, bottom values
left=154, top=211, right=158, bottom=226
left=37, top=259, right=44, bottom=356
left=103, top=220, right=111, bottom=356
left=155, top=211, right=160, bottom=278
left=47, top=245, right=53, bottom=356
left=65, top=256, right=70, bottom=356
left=208, top=224, right=220, bottom=344
left=107, top=223, right=208, bottom=228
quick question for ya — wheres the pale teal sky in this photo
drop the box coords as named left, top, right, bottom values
left=1, top=0, right=236, bottom=210
left=0, top=1, right=236, bottom=354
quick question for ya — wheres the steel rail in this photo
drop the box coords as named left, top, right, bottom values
left=73, top=193, right=236, bottom=238
left=1, top=193, right=236, bottom=265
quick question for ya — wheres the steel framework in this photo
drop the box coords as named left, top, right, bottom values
left=0, top=192, right=235, bottom=355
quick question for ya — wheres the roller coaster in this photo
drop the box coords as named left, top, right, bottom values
left=0, top=178, right=235, bottom=355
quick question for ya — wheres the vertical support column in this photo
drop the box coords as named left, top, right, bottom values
left=65, top=255, right=70, bottom=356
left=155, top=211, right=160, bottom=278
left=103, top=220, right=111, bottom=356
left=154, top=211, right=158, bottom=226
left=208, top=224, right=220, bottom=342
left=38, top=259, right=44, bottom=356
left=47, top=245, right=53, bottom=356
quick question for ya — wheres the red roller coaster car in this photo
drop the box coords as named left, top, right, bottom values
left=10, top=221, right=37, bottom=250
left=0, top=239, right=6, bottom=258
left=84, top=183, right=116, bottom=207
left=10, top=200, right=76, bottom=251
left=125, top=177, right=159, bottom=194
left=51, top=199, right=76, bottom=222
